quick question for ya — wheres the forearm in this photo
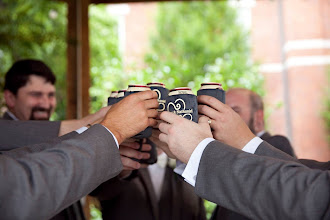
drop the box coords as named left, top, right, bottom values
left=0, top=124, right=123, bottom=219
left=195, top=141, right=330, bottom=220
left=0, top=120, right=61, bottom=150
left=1, top=131, right=78, bottom=158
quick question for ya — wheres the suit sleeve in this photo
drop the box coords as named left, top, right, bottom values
left=0, top=131, right=78, bottom=158
left=256, top=142, right=330, bottom=170
left=195, top=140, right=330, bottom=220
left=0, top=120, right=61, bottom=150
left=0, top=124, right=123, bottom=220
left=264, top=135, right=295, bottom=157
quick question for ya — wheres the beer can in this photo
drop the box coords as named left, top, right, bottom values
left=125, top=85, right=152, bottom=139
left=147, top=82, right=169, bottom=112
left=166, top=87, right=198, bottom=123
left=107, top=91, right=118, bottom=106
left=116, top=89, right=127, bottom=102
left=125, top=84, right=157, bottom=164
left=197, top=82, right=225, bottom=103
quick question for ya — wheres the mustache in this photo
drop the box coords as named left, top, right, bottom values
left=29, top=106, right=52, bottom=120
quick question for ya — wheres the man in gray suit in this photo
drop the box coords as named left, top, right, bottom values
left=1, top=59, right=116, bottom=143
left=212, top=88, right=296, bottom=220
left=1, top=59, right=112, bottom=220
left=157, top=95, right=329, bottom=220
left=0, top=90, right=159, bottom=220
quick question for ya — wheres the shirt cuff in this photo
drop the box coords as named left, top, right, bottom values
left=76, top=126, right=88, bottom=134
left=182, top=137, right=215, bottom=187
left=101, top=125, right=119, bottom=149
left=174, top=160, right=186, bottom=176
left=242, top=136, right=263, bottom=154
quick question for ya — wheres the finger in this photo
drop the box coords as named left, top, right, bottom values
left=198, top=104, right=222, bottom=120
left=140, top=143, right=152, bottom=151
left=120, top=141, right=140, bottom=149
left=145, top=99, right=159, bottom=109
left=158, top=122, right=171, bottom=135
left=122, top=166, right=135, bottom=171
left=159, top=111, right=181, bottom=124
left=197, top=95, right=226, bottom=112
left=198, top=115, right=210, bottom=124
left=147, top=109, right=158, bottom=118
left=121, top=156, right=141, bottom=170
left=138, top=90, right=158, bottom=100
left=148, top=118, right=157, bottom=127
left=198, top=115, right=212, bottom=129
left=156, top=112, right=161, bottom=120
left=151, top=128, right=161, bottom=137
left=124, top=138, right=137, bottom=143
left=151, top=119, right=162, bottom=129
left=120, top=146, right=143, bottom=159
left=159, top=133, right=168, bottom=144
left=141, top=152, right=150, bottom=159
left=140, top=164, right=149, bottom=169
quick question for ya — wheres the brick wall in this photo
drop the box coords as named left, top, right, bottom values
left=252, top=0, right=330, bottom=161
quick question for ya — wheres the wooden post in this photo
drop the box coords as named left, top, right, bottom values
left=66, top=0, right=90, bottom=119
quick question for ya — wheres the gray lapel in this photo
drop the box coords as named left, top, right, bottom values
left=1, top=112, right=14, bottom=120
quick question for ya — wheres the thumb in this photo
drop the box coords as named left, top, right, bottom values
left=198, top=115, right=211, bottom=130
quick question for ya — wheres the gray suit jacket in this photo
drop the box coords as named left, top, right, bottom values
left=0, top=115, right=85, bottom=220
left=212, top=132, right=296, bottom=220
left=0, top=124, right=123, bottom=220
left=0, top=113, right=61, bottom=151
left=195, top=140, right=330, bottom=220
left=91, top=165, right=206, bottom=220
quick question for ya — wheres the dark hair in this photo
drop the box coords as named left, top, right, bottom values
left=4, top=59, right=56, bottom=95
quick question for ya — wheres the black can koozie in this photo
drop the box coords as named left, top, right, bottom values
left=147, top=82, right=169, bottom=112
left=197, top=83, right=226, bottom=103
left=166, top=87, right=198, bottom=123
left=125, top=85, right=152, bottom=139
left=107, top=91, right=118, bottom=106
left=115, top=89, right=126, bottom=103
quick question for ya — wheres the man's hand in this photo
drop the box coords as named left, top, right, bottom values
left=119, top=141, right=151, bottom=170
left=198, top=95, right=255, bottom=149
left=101, top=90, right=158, bottom=144
left=158, top=111, right=212, bottom=164
left=150, top=127, right=177, bottom=159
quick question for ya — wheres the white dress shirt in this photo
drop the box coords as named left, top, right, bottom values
left=178, top=136, right=263, bottom=186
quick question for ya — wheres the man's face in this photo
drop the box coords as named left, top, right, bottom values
left=8, top=75, right=57, bottom=120
left=226, top=90, right=255, bottom=134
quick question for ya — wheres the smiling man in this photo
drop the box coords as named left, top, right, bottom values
left=1, top=59, right=86, bottom=220
left=3, top=59, right=57, bottom=121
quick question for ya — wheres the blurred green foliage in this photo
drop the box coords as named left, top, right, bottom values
left=126, top=1, right=263, bottom=96
left=204, top=199, right=217, bottom=219
left=89, top=5, right=123, bottom=112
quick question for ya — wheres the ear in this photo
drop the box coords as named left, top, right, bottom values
left=253, top=109, right=264, bottom=131
left=4, top=90, right=17, bottom=109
